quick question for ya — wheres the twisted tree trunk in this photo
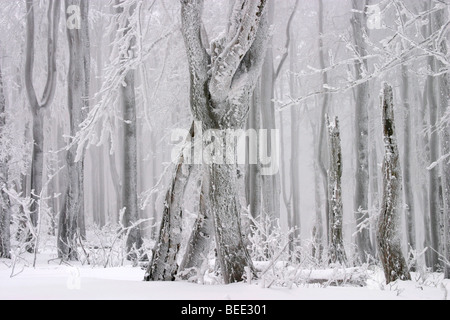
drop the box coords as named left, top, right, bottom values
left=326, top=116, right=347, bottom=265
left=377, top=83, right=411, bottom=285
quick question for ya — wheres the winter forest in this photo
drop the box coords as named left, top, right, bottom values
left=0, top=0, right=449, bottom=301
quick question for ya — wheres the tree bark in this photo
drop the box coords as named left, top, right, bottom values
left=0, top=55, right=10, bottom=259
left=435, top=7, right=450, bottom=279
left=351, top=0, right=374, bottom=263
left=377, top=83, right=411, bottom=285
left=326, top=116, right=347, bottom=265
left=401, top=62, right=416, bottom=253
left=147, top=0, right=269, bottom=284
left=145, top=125, right=195, bottom=281
left=25, top=0, right=61, bottom=251
left=58, top=0, right=90, bottom=260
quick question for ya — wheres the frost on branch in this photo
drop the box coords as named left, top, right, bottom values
left=377, top=83, right=411, bottom=285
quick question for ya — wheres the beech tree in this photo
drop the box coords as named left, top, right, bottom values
left=326, top=115, right=347, bottom=265
left=0, top=53, right=10, bottom=259
left=378, top=83, right=411, bottom=285
left=146, top=0, right=270, bottom=284
left=24, top=0, right=61, bottom=251
left=58, top=0, right=90, bottom=260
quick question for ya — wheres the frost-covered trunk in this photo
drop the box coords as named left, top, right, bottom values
left=25, top=0, right=61, bottom=251
left=58, top=0, right=90, bottom=260
left=326, top=116, right=347, bottom=265
left=0, top=58, right=10, bottom=259
left=317, top=0, right=330, bottom=243
left=290, top=34, right=301, bottom=242
left=351, top=0, right=373, bottom=262
left=377, top=83, right=411, bottom=285
left=245, top=87, right=262, bottom=220
left=146, top=0, right=269, bottom=284
left=435, top=7, right=450, bottom=279
left=260, top=2, right=280, bottom=222
left=427, top=54, right=441, bottom=271
left=179, top=173, right=214, bottom=280
left=145, top=125, right=195, bottom=281
left=401, top=63, right=416, bottom=252
left=116, top=2, right=143, bottom=256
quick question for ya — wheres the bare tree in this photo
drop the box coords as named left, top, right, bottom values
left=351, top=0, right=374, bottom=262
left=58, top=0, right=90, bottom=261
left=0, top=53, right=10, bottom=259
left=326, top=115, right=347, bottom=265
left=147, top=0, right=270, bottom=284
left=24, top=0, right=61, bottom=250
left=377, top=83, right=411, bottom=285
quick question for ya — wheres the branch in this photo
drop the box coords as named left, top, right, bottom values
left=209, top=0, right=268, bottom=102
left=274, top=0, right=300, bottom=80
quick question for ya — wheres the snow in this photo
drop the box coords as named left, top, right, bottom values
left=1, top=256, right=448, bottom=300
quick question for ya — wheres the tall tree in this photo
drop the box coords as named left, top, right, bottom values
left=25, top=0, right=61, bottom=250
left=326, top=115, right=347, bottom=265
left=351, top=0, right=374, bottom=262
left=147, top=0, right=270, bottom=284
left=435, top=6, right=450, bottom=279
left=58, top=0, right=90, bottom=260
left=0, top=52, right=10, bottom=259
left=377, top=83, right=411, bottom=285
left=116, top=0, right=143, bottom=256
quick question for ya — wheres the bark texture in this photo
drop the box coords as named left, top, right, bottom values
left=25, top=0, right=61, bottom=251
left=351, top=0, right=374, bottom=263
left=58, top=0, right=90, bottom=260
left=326, top=116, right=347, bottom=265
left=0, top=55, right=10, bottom=259
left=377, top=83, right=411, bottom=285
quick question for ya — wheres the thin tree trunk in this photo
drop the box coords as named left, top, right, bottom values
left=401, top=63, right=416, bottom=253
left=58, top=0, right=90, bottom=260
left=25, top=0, right=61, bottom=252
left=145, top=125, right=195, bottom=281
left=351, top=0, right=374, bottom=262
left=0, top=55, right=10, bottom=259
left=377, top=83, right=411, bottom=285
left=326, top=116, right=347, bottom=265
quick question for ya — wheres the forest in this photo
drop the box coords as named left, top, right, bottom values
left=0, top=0, right=449, bottom=300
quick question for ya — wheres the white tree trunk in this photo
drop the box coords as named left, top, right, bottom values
left=401, top=63, right=416, bottom=252
left=326, top=116, right=347, bottom=265
left=351, top=0, right=374, bottom=262
left=435, top=7, right=450, bottom=279
left=377, top=83, right=411, bottom=285
left=0, top=57, right=10, bottom=259
left=25, top=0, right=61, bottom=251
left=58, top=0, right=90, bottom=260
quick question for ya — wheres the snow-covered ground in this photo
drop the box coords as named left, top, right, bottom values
left=1, top=255, right=448, bottom=300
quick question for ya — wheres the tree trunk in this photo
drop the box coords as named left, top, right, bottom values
left=435, top=7, right=450, bottom=279
left=317, top=0, right=330, bottom=244
left=58, top=0, right=90, bottom=260
left=377, top=83, right=411, bottom=285
left=145, top=125, right=195, bottom=281
left=326, top=116, right=347, bottom=265
left=401, top=63, right=416, bottom=254
left=351, top=0, right=374, bottom=263
left=0, top=57, right=10, bottom=259
left=25, top=0, right=61, bottom=251
left=245, top=83, right=262, bottom=220
left=179, top=170, right=214, bottom=280
left=115, top=1, right=143, bottom=256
